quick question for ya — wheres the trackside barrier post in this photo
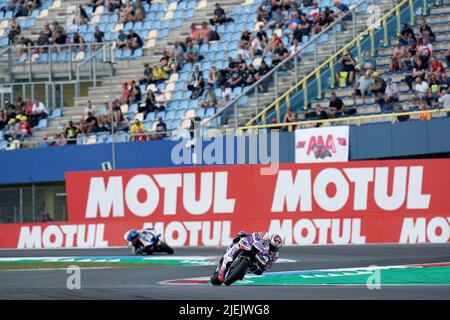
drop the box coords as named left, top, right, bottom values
left=396, top=7, right=401, bottom=35
left=410, top=0, right=415, bottom=25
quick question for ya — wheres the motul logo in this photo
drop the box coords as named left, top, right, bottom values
left=272, top=166, right=431, bottom=212
left=85, top=171, right=236, bottom=219
left=17, top=224, right=108, bottom=249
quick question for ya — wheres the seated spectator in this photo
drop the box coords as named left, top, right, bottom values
left=288, top=11, right=301, bottom=31
left=418, top=18, right=436, bottom=42
left=126, top=29, right=143, bottom=52
left=333, top=0, right=350, bottom=18
left=133, top=0, right=146, bottom=22
left=358, top=51, right=376, bottom=74
left=336, top=49, right=356, bottom=86
left=207, top=66, right=222, bottom=88
left=399, top=23, right=415, bottom=45
left=149, top=64, right=168, bottom=84
left=15, top=1, right=29, bottom=17
left=83, top=100, right=96, bottom=119
left=369, top=72, right=387, bottom=108
left=197, top=22, right=212, bottom=45
left=80, top=112, right=99, bottom=134
left=237, top=42, right=251, bottom=60
left=418, top=37, right=433, bottom=65
left=36, top=31, right=51, bottom=54
left=120, top=81, right=130, bottom=104
left=71, top=32, right=85, bottom=52
left=142, top=90, right=156, bottom=114
left=187, top=65, right=205, bottom=99
left=226, top=64, right=244, bottom=89
left=30, top=98, right=48, bottom=127
left=405, top=57, right=427, bottom=91
left=255, top=60, right=271, bottom=90
left=113, top=108, right=129, bottom=132
left=217, top=90, right=233, bottom=109
left=200, top=85, right=218, bottom=108
left=390, top=43, right=406, bottom=72
left=154, top=89, right=166, bottom=111
left=427, top=73, right=441, bottom=107
left=73, top=5, right=89, bottom=25
left=52, top=31, right=68, bottom=53
left=352, top=70, right=374, bottom=105
left=256, top=1, right=271, bottom=23
left=97, top=103, right=111, bottom=131
left=243, top=64, right=257, bottom=86
left=119, top=2, right=134, bottom=23
left=256, top=24, right=269, bottom=45
left=283, top=107, right=297, bottom=131
left=272, top=41, right=289, bottom=67
left=139, top=63, right=153, bottom=85
left=18, top=36, right=35, bottom=57
left=210, top=3, right=232, bottom=25
left=307, top=104, right=329, bottom=127
left=189, top=23, right=200, bottom=41
left=129, top=81, right=142, bottom=104
left=3, top=119, right=19, bottom=141
left=328, top=92, right=345, bottom=116
left=308, top=2, right=320, bottom=23
left=414, top=77, right=429, bottom=103
left=438, top=88, right=450, bottom=109
left=385, top=78, right=399, bottom=105
left=130, top=119, right=147, bottom=141
left=7, top=18, right=21, bottom=45
left=17, top=116, right=32, bottom=141
left=185, top=39, right=200, bottom=63
left=249, top=34, right=263, bottom=57
left=153, top=117, right=167, bottom=140
left=51, top=21, right=66, bottom=42
left=430, top=56, right=446, bottom=80
left=313, top=12, right=332, bottom=34
left=116, top=29, right=127, bottom=50
left=269, top=7, right=286, bottom=29
left=240, top=29, right=252, bottom=48
left=292, top=13, right=311, bottom=43
left=105, top=0, right=122, bottom=13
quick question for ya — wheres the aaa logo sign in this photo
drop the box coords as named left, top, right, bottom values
left=295, top=126, right=349, bottom=163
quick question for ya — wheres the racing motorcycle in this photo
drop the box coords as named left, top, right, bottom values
left=124, top=228, right=174, bottom=255
left=210, top=233, right=269, bottom=286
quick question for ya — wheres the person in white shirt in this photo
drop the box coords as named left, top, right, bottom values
left=414, top=77, right=429, bottom=99
left=154, top=89, right=166, bottom=111
left=385, top=78, right=399, bottom=103
left=83, top=100, right=96, bottom=120
left=438, top=88, right=450, bottom=109
left=289, top=38, right=302, bottom=57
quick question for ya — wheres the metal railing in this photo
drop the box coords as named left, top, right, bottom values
left=239, top=108, right=450, bottom=133
left=4, top=42, right=113, bottom=83
left=201, top=0, right=376, bottom=130
left=242, top=0, right=436, bottom=129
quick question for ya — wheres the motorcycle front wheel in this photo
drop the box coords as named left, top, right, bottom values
left=223, top=257, right=251, bottom=286
left=158, top=242, right=174, bottom=254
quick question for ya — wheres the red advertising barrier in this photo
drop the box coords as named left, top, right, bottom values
left=0, top=159, right=449, bottom=249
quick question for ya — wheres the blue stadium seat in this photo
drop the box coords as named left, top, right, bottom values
left=132, top=48, right=143, bottom=58
left=36, top=119, right=48, bottom=129
left=205, top=108, right=215, bottom=118
left=129, top=103, right=138, bottom=113
left=146, top=112, right=156, bottom=122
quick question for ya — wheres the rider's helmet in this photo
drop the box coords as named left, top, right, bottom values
left=269, top=234, right=283, bottom=253
left=127, top=229, right=139, bottom=242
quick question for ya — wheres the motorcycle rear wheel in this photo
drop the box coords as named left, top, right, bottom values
left=223, top=258, right=251, bottom=286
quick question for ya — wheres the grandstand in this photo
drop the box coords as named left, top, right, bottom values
left=0, top=0, right=449, bottom=149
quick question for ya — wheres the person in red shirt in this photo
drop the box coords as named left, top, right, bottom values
left=430, top=57, right=446, bottom=80
left=18, top=116, right=32, bottom=141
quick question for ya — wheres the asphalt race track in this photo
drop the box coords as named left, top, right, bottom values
left=0, top=244, right=449, bottom=299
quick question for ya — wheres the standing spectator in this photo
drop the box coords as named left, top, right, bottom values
left=64, top=120, right=79, bottom=144
left=210, top=3, right=232, bottom=25
left=336, top=49, right=356, bottom=86
left=7, top=18, right=21, bottom=45
left=187, top=65, right=205, bottom=99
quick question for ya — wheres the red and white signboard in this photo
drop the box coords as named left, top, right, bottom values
left=295, top=126, right=349, bottom=163
left=0, top=159, right=448, bottom=249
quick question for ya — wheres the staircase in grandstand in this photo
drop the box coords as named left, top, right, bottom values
left=240, top=0, right=450, bottom=130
